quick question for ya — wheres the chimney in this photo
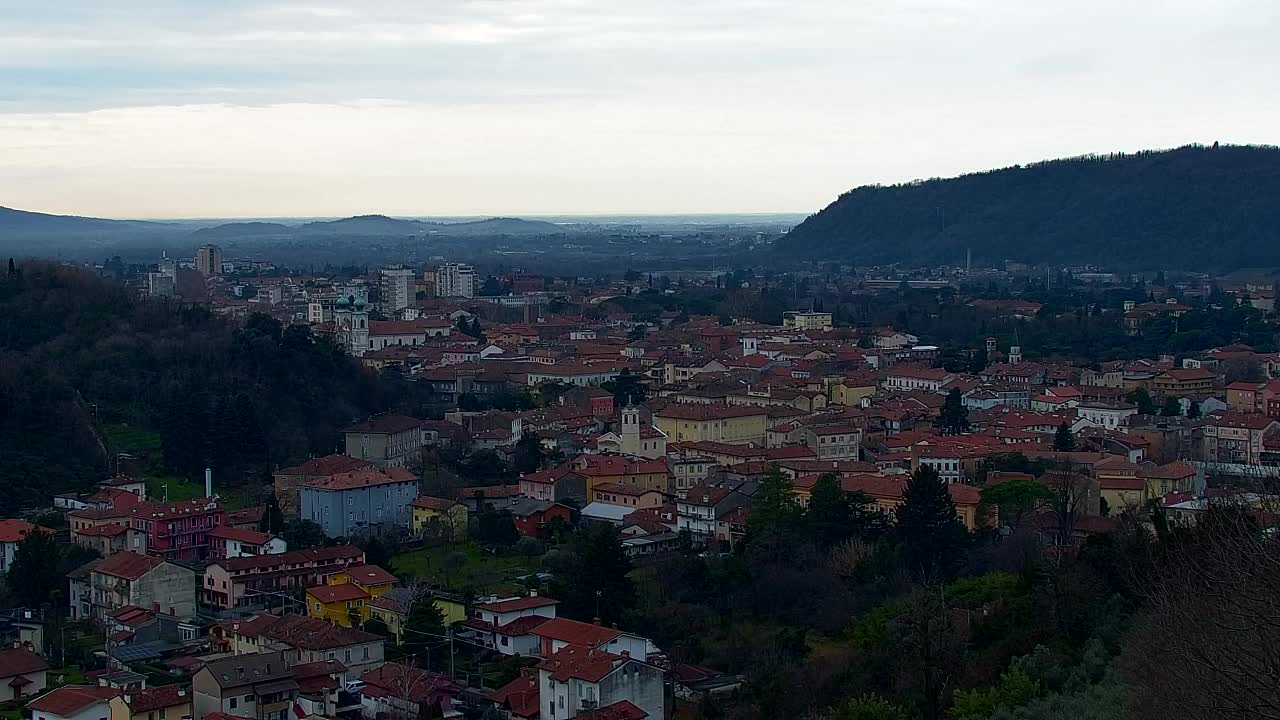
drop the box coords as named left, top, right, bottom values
left=592, top=618, right=601, bottom=626
left=205, top=468, right=213, bottom=498
left=177, top=689, right=186, bottom=697
left=529, top=589, right=538, bottom=598
left=124, top=695, right=132, bottom=705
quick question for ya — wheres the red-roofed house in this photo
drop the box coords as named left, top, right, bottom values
left=0, top=648, right=48, bottom=701
left=358, top=663, right=461, bottom=719
left=206, top=527, right=286, bottom=561
left=342, top=415, right=426, bottom=468
left=107, top=684, right=193, bottom=720
left=491, top=671, right=540, bottom=720
left=77, top=552, right=197, bottom=623
left=26, top=685, right=119, bottom=720
left=0, top=520, right=50, bottom=575
left=299, top=466, right=419, bottom=538
left=272, top=454, right=371, bottom=519
left=536, top=644, right=663, bottom=720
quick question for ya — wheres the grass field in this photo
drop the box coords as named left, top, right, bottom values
left=103, top=423, right=163, bottom=453
left=392, top=544, right=532, bottom=595
left=145, top=475, right=204, bottom=502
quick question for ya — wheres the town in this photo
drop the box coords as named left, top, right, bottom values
left=0, top=245, right=1277, bottom=720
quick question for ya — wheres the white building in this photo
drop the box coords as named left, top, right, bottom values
left=380, top=267, right=415, bottom=312
left=783, top=311, right=833, bottom=331
left=27, top=686, right=118, bottom=720
left=537, top=644, right=665, bottom=720
left=1077, top=401, right=1138, bottom=430
left=436, top=263, right=476, bottom=299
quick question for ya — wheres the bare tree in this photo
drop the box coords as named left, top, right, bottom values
left=1040, top=467, right=1096, bottom=545
left=891, top=586, right=966, bottom=720
left=1122, top=498, right=1280, bottom=720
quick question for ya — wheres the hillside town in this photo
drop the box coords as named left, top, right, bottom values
left=2, top=250, right=1279, bottom=720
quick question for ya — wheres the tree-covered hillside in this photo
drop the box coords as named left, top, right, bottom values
left=0, top=262, right=397, bottom=515
left=781, top=145, right=1280, bottom=269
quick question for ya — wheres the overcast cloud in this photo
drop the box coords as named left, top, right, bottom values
left=2, top=0, right=1277, bottom=218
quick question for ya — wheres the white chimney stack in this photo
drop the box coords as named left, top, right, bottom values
left=205, top=468, right=212, bottom=498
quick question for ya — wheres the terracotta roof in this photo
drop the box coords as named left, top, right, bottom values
left=536, top=644, right=625, bottom=682
left=274, top=455, right=370, bottom=477
left=304, top=466, right=417, bottom=491
left=74, top=523, right=129, bottom=537
left=410, top=496, right=461, bottom=511
left=120, top=685, right=190, bottom=713
left=27, top=686, right=120, bottom=715
left=94, top=551, right=166, bottom=581
left=1101, top=477, right=1147, bottom=491
left=344, top=415, right=423, bottom=435
left=218, top=545, right=364, bottom=573
left=359, top=663, right=460, bottom=703
left=490, top=673, right=539, bottom=718
left=306, top=584, right=370, bottom=604
left=0, top=648, right=48, bottom=678
left=576, top=700, right=649, bottom=720
left=653, top=403, right=767, bottom=421
left=207, top=527, right=274, bottom=545
left=764, top=446, right=817, bottom=460
left=1142, top=461, right=1197, bottom=480
left=342, top=565, right=397, bottom=586
left=593, top=482, right=661, bottom=497
left=474, top=596, right=560, bottom=614
left=680, top=486, right=731, bottom=507
left=497, top=615, right=553, bottom=636
left=236, top=614, right=380, bottom=651
left=533, top=618, right=622, bottom=648
left=227, top=506, right=266, bottom=525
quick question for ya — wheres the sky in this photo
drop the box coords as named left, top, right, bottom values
left=2, top=0, right=1278, bottom=219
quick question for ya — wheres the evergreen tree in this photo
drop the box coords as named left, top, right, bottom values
left=1053, top=422, right=1075, bottom=452
left=550, top=523, right=634, bottom=625
left=894, top=466, right=968, bottom=579
left=1160, top=396, right=1183, bottom=416
left=402, top=591, right=447, bottom=662
left=607, top=368, right=647, bottom=407
left=747, top=466, right=801, bottom=536
left=5, top=529, right=62, bottom=608
left=1126, top=388, right=1157, bottom=416
left=934, top=388, right=971, bottom=436
left=805, top=473, right=853, bottom=547
left=1187, top=400, right=1202, bottom=419
left=261, top=495, right=286, bottom=534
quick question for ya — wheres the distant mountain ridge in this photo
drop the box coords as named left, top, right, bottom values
left=779, top=144, right=1280, bottom=269
left=0, top=208, right=573, bottom=250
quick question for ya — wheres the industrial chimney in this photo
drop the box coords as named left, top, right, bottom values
left=205, top=468, right=212, bottom=498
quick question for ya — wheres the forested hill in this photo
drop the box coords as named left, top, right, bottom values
left=780, top=144, right=1280, bottom=269
left=0, top=262, right=397, bottom=516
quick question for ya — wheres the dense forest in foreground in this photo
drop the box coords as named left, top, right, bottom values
left=0, top=262, right=397, bottom=515
left=781, top=144, right=1280, bottom=269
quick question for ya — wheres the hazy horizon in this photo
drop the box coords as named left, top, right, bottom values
left=4, top=0, right=1278, bottom=218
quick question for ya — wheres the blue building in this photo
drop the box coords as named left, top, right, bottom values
left=300, top=467, right=419, bottom=538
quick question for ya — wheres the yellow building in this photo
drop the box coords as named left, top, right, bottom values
left=308, top=564, right=397, bottom=626
left=573, top=455, right=672, bottom=495
left=367, top=592, right=468, bottom=643
left=108, top=686, right=193, bottom=720
left=653, top=404, right=769, bottom=445
left=829, top=377, right=877, bottom=407
left=410, top=496, right=469, bottom=542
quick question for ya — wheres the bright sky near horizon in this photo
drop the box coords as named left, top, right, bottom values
left=2, top=0, right=1278, bottom=219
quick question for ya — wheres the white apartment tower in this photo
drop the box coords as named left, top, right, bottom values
left=380, top=266, right=415, bottom=312
left=437, top=263, right=476, bottom=299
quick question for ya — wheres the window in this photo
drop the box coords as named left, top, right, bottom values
left=229, top=699, right=238, bottom=710
left=363, top=646, right=370, bottom=660
left=160, top=710, right=166, bottom=720
left=344, top=649, right=352, bottom=663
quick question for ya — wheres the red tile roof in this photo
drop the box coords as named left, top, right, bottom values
left=274, top=455, right=370, bottom=477
left=120, top=685, right=191, bottom=713
left=653, top=403, right=767, bottom=421
left=537, top=644, right=625, bottom=682
left=342, top=565, right=397, bottom=586
left=218, top=545, right=364, bottom=573
left=0, top=648, right=48, bottom=678
left=577, top=700, right=649, bottom=720
left=344, top=415, right=423, bottom=435
left=94, top=551, right=166, bottom=581
left=409, top=496, right=461, bottom=511
left=497, top=615, right=553, bottom=636
left=206, top=527, right=274, bottom=545
left=27, top=685, right=120, bottom=715
left=75, top=523, right=129, bottom=537
left=306, top=584, right=370, bottom=604
left=490, top=673, right=539, bottom=718
left=304, top=466, right=417, bottom=491
left=533, top=618, right=621, bottom=648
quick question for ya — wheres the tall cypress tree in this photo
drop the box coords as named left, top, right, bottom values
left=895, top=466, right=968, bottom=580
left=1053, top=422, right=1076, bottom=451
left=934, top=389, right=970, bottom=435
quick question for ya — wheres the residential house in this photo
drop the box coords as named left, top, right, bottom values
left=1226, top=379, right=1280, bottom=414
left=572, top=455, right=672, bottom=496
left=272, top=455, right=370, bottom=520
left=883, top=367, right=954, bottom=393
left=519, top=466, right=589, bottom=506
left=343, top=416, right=425, bottom=468
left=1203, top=412, right=1280, bottom=466
left=797, top=425, right=862, bottom=460
left=0, top=520, right=47, bottom=576
left=409, top=497, right=469, bottom=541
left=306, top=565, right=396, bottom=627
left=358, top=663, right=462, bottom=720
left=505, top=499, right=574, bottom=539
left=367, top=589, right=467, bottom=643
left=676, top=487, right=751, bottom=545
left=1140, top=462, right=1199, bottom=498
left=74, top=552, right=196, bottom=623
left=289, top=659, right=347, bottom=718
left=652, top=404, right=769, bottom=446
left=490, top=671, right=541, bottom=720
left=206, top=528, right=286, bottom=561
left=69, top=498, right=226, bottom=562
left=27, top=686, right=121, bottom=720
left=201, top=545, right=365, bottom=610
left=589, top=484, right=666, bottom=510
left=1151, top=368, right=1216, bottom=400
left=71, top=524, right=148, bottom=558
left=536, top=644, right=664, bottom=720
left=218, top=614, right=384, bottom=682
left=0, top=647, right=48, bottom=702
left=107, top=685, right=192, bottom=720
left=299, top=466, right=418, bottom=538
left=1076, top=402, right=1138, bottom=430
left=192, top=652, right=297, bottom=720
left=460, top=595, right=560, bottom=656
